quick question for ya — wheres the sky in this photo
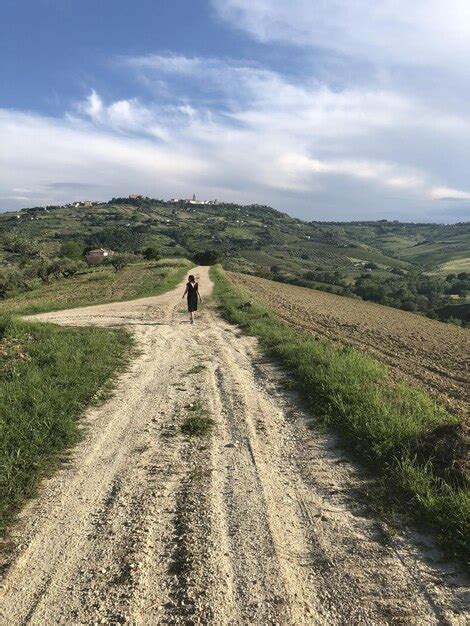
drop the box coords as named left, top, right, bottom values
left=1, top=1, right=470, bottom=222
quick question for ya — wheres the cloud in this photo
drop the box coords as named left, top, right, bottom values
left=117, top=54, right=470, bottom=199
left=430, top=187, right=470, bottom=201
left=47, top=182, right=105, bottom=190
left=1, top=50, right=470, bottom=221
left=280, top=153, right=425, bottom=191
left=0, top=108, right=208, bottom=208
left=72, top=90, right=170, bottom=141
left=212, top=1, right=470, bottom=68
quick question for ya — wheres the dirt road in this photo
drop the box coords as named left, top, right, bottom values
left=0, top=267, right=468, bottom=625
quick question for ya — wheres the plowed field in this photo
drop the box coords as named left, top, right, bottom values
left=228, top=272, right=470, bottom=467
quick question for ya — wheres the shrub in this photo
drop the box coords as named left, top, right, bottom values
left=59, top=241, right=83, bottom=260
left=142, top=246, right=161, bottom=261
left=60, top=258, right=86, bottom=278
left=110, top=253, right=138, bottom=272
left=193, top=249, right=222, bottom=265
left=0, top=268, right=25, bottom=299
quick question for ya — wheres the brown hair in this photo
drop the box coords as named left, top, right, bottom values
left=188, top=275, right=195, bottom=283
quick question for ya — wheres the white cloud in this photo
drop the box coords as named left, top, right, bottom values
left=280, top=153, right=425, bottom=191
left=1, top=51, right=470, bottom=221
left=0, top=109, right=208, bottom=207
left=73, top=90, right=170, bottom=141
left=212, top=1, right=470, bottom=68
left=430, top=187, right=470, bottom=201
left=82, top=89, right=104, bottom=119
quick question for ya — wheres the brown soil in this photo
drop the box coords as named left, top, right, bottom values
left=0, top=268, right=468, bottom=624
left=229, top=272, right=470, bottom=471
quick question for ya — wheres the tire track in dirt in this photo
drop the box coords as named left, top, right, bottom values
left=0, top=267, right=468, bottom=625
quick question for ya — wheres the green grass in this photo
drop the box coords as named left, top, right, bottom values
left=0, top=314, right=133, bottom=532
left=181, top=400, right=214, bottom=437
left=0, top=259, right=192, bottom=315
left=437, top=258, right=470, bottom=274
left=210, top=265, right=469, bottom=560
left=398, top=240, right=470, bottom=268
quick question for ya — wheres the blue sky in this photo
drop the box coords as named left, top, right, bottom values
left=1, top=0, right=470, bottom=222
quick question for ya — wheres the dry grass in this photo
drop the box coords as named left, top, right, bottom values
left=0, top=259, right=191, bottom=316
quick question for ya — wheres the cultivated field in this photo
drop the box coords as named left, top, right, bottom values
left=228, top=273, right=470, bottom=466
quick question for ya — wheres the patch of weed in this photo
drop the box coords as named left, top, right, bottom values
left=181, top=401, right=214, bottom=437
left=186, top=364, right=206, bottom=375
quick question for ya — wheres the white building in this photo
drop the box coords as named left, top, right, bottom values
left=170, top=193, right=220, bottom=205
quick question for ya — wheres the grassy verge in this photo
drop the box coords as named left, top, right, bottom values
left=0, top=315, right=132, bottom=532
left=211, top=266, right=469, bottom=561
left=0, top=258, right=192, bottom=315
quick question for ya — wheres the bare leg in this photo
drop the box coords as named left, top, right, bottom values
left=189, top=311, right=194, bottom=324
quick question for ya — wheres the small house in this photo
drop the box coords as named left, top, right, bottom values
left=85, top=248, right=114, bottom=265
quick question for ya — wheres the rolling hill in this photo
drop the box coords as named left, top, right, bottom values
left=0, top=197, right=469, bottom=322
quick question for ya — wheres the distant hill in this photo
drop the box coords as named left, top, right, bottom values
left=0, top=197, right=469, bottom=323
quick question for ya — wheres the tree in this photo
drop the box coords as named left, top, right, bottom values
left=60, top=258, right=85, bottom=278
left=0, top=267, right=24, bottom=299
left=2, top=234, right=40, bottom=258
left=110, top=253, right=136, bottom=271
left=193, top=250, right=222, bottom=265
left=89, top=227, right=144, bottom=252
left=22, top=255, right=55, bottom=283
left=142, top=246, right=161, bottom=261
left=59, top=241, right=83, bottom=259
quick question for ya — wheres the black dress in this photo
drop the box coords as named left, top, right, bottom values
left=187, top=282, right=198, bottom=312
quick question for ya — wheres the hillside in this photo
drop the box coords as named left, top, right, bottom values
left=0, top=198, right=469, bottom=322
left=2, top=198, right=469, bottom=270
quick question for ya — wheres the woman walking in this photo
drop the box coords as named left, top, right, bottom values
left=182, top=274, right=202, bottom=324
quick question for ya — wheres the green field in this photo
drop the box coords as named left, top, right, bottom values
left=437, top=258, right=470, bottom=274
